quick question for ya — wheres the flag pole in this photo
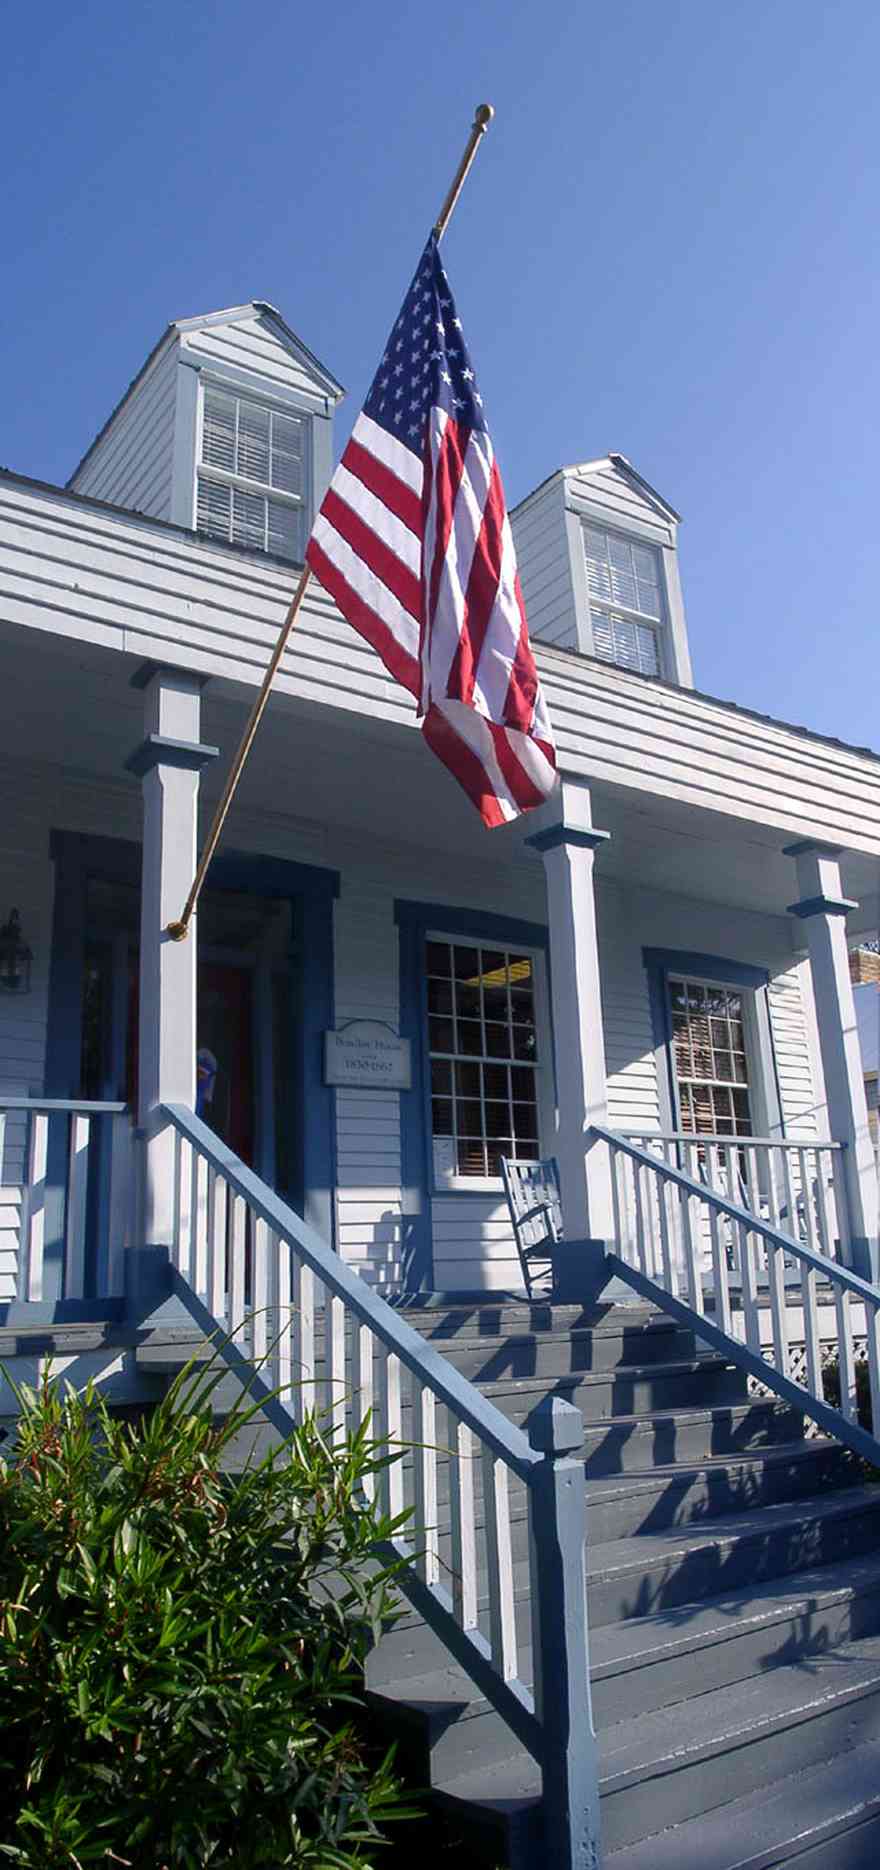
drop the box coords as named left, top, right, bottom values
left=167, top=102, right=495, bottom=941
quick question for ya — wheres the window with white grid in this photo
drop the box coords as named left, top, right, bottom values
left=667, top=976, right=754, bottom=1137
left=426, top=940, right=541, bottom=1180
left=196, top=386, right=308, bottom=561
left=583, top=524, right=664, bottom=676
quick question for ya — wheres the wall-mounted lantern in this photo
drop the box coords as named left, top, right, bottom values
left=0, top=909, right=32, bottom=995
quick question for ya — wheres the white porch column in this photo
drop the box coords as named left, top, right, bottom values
left=126, top=666, right=218, bottom=1252
left=526, top=781, right=613, bottom=1245
left=785, top=839, right=879, bottom=1282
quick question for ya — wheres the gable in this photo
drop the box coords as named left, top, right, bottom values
left=177, top=305, right=343, bottom=414
left=563, top=455, right=677, bottom=549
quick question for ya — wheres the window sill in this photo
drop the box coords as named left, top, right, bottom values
left=431, top=1175, right=507, bottom=1198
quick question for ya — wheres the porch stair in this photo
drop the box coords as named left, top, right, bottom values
left=360, top=1298, right=880, bottom=1868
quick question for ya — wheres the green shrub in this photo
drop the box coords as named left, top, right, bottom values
left=0, top=1355, right=417, bottom=1867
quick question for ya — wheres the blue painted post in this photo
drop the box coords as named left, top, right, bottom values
left=528, top=1394, right=601, bottom=1870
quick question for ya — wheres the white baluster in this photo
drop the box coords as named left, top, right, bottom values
left=228, top=1193, right=247, bottom=1332
left=23, top=1110, right=48, bottom=1301
left=708, top=1182, right=732, bottom=1334
left=176, top=1134, right=193, bottom=1281
left=449, top=1417, right=478, bottom=1630
left=207, top=1171, right=227, bottom=1322
left=482, top=1447, right=518, bottom=1681
left=191, top=1146, right=209, bottom=1301
left=293, top=1255, right=316, bottom=1416
left=835, top=1287, right=858, bottom=1423
left=64, top=1113, right=90, bottom=1301
left=762, top=1145, right=782, bottom=1232
left=800, top=1260, right=822, bottom=1400
left=376, top=1342, right=403, bottom=1520
left=609, top=1142, right=623, bottom=1251
left=352, top=1322, right=374, bottom=1497
left=325, top=1292, right=347, bottom=1443
left=251, top=1216, right=269, bottom=1366
left=633, top=1161, right=647, bottom=1275
left=412, top=1382, right=440, bottom=1585
left=657, top=1170, right=677, bottom=1299
left=738, top=1220, right=761, bottom=1354
left=767, top=1239, right=790, bottom=1378
left=276, top=1235, right=292, bottom=1407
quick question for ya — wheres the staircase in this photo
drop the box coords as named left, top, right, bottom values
left=362, top=1297, right=880, bottom=1868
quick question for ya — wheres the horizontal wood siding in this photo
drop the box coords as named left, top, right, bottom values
left=333, top=881, right=403, bottom=1288
left=4, top=474, right=879, bottom=856
left=70, top=343, right=178, bottom=521
left=768, top=960, right=821, bottom=1139
left=599, top=895, right=661, bottom=1131
left=564, top=460, right=675, bottom=546
left=510, top=477, right=577, bottom=648
left=180, top=317, right=332, bottom=409
left=0, top=1189, right=21, bottom=1301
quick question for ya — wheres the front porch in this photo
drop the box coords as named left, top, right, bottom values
left=0, top=628, right=877, bottom=1314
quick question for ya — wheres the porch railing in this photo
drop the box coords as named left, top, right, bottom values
left=161, top=1102, right=599, bottom=1870
left=621, top=1132, right=848, bottom=1264
left=0, top=1099, right=133, bottom=1303
left=595, top=1125, right=880, bottom=1467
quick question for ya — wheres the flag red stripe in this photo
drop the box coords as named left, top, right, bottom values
left=501, top=578, right=542, bottom=734
left=426, top=418, right=470, bottom=633
left=321, top=488, right=422, bottom=621
left=306, top=538, right=421, bottom=698
left=447, top=457, right=507, bottom=707
left=421, top=702, right=507, bottom=829
left=342, top=437, right=423, bottom=536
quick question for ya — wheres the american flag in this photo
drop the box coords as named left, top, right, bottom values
left=306, top=235, right=557, bottom=826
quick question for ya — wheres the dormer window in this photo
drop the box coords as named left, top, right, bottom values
left=196, top=386, right=309, bottom=561
left=583, top=525, right=663, bottom=676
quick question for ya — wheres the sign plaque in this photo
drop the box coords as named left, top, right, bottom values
left=324, top=1021, right=411, bottom=1090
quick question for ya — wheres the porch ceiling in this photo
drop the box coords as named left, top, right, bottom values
left=1, top=623, right=878, bottom=935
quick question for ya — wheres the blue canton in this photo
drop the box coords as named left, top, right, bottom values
left=362, top=235, right=488, bottom=453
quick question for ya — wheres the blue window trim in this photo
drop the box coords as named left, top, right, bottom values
left=46, top=831, right=339, bottom=1290
left=395, top=899, right=549, bottom=1296
left=642, top=946, right=783, bottom=1136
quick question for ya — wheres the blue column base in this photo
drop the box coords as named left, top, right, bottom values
left=124, top=1247, right=190, bottom=1326
left=849, top=1237, right=880, bottom=1286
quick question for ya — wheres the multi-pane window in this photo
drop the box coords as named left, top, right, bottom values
left=196, top=387, right=308, bottom=561
left=426, top=940, right=541, bottom=1179
left=668, top=976, right=754, bottom=1137
left=583, top=525, right=663, bottom=676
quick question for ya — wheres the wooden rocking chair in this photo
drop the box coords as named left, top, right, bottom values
left=500, top=1156, right=563, bottom=1299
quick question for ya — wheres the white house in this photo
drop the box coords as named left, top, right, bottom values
left=3, top=298, right=880, bottom=1870
left=0, top=297, right=878, bottom=1302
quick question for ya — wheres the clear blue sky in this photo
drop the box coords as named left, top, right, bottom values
left=3, top=1, right=878, bottom=748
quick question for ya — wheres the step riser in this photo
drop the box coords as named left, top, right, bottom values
left=472, top=1365, right=748, bottom=1426
left=589, top=1502, right=880, bottom=1628
left=603, top=1679, right=880, bottom=1851
left=586, top=1447, right=856, bottom=1543
left=584, top=1403, right=807, bottom=1475
left=595, top=1577, right=880, bottom=1724
left=430, top=1327, right=701, bottom=1379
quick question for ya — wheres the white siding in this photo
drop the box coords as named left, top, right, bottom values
left=70, top=341, right=178, bottom=521
left=332, top=881, right=403, bottom=1287
left=768, top=959, right=823, bottom=1138
left=599, top=895, right=661, bottom=1131
left=510, top=475, right=577, bottom=649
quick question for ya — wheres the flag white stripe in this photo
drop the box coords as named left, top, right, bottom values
left=310, top=513, right=421, bottom=661
left=420, top=407, right=447, bottom=701
left=353, top=412, right=424, bottom=497
left=332, top=462, right=421, bottom=575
